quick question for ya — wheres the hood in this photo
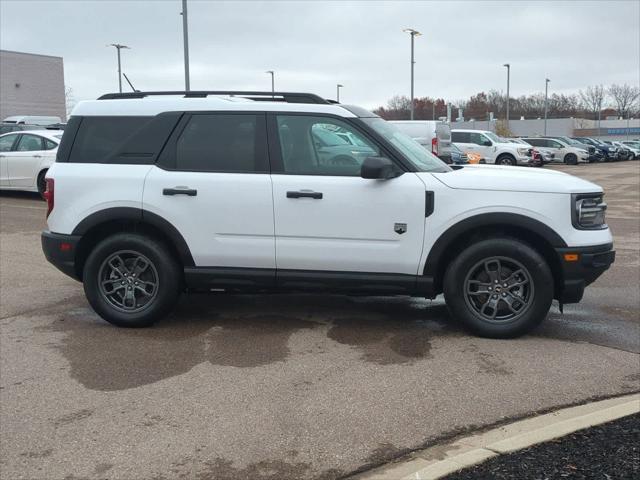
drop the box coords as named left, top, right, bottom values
left=429, top=164, right=602, bottom=194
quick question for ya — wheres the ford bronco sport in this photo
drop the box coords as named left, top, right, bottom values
left=41, top=91, right=615, bottom=338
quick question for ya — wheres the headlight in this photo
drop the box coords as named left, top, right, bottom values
left=572, top=194, right=607, bottom=229
left=517, top=147, right=528, bottom=156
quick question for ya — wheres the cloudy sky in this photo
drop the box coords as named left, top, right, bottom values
left=1, top=0, right=638, bottom=109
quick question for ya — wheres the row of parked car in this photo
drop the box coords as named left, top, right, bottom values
left=389, top=120, right=640, bottom=166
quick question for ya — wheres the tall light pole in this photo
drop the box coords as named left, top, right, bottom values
left=265, top=70, right=275, bottom=94
left=503, top=63, right=510, bottom=131
left=544, top=78, right=550, bottom=135
left=181, top=0, right=191, bottom=91
left=336, top=84, right=343, bottom=102
left=108, top=44, right=130, bottom=93
left=403, top=28, right=421, bottom=120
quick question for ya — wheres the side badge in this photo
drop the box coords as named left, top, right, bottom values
left=394, top=223, right=407, bottom=235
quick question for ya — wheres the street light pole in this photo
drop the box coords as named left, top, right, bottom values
left=403, top=28, right=421, bottom=120
left=544, top=78, right=550, bottom=135
left=265, top=71, right=275, bottom=95
left=181, top=0, right=191, bottom=91
left=108, top=44, right=130, bottom=93
left=336, top=84, right=343, bottom=102
left=503, top=63, right=510, bottom=131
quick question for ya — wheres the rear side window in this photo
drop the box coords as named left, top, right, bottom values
left=174, top=114, right=268, bottom=173
left=451, top=131, right=470, bottom=143
left=68, top=116, right=151, bottom=163
left=16, top=134, right=44, bottom=152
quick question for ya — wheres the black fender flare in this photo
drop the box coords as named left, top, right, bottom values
left=423, top=212, right=567, bottom=277
left=72, top=207, right=195, bottom=266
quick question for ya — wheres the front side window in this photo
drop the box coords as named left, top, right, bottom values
left=483, top=132, right=501, bottom=143
left=176, top=114, right=266, bottom=173
left=0, top=134, right=17, bottom=152
left=469, top=132, right=488, bottom=145
left=16, top=134, right=44, bottom=152
left=276, top=115, right=378, bottom=176
left=362, top=118, right=450, bottom=173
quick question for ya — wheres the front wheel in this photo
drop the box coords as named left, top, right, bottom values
left=564, top=154, right=577, bottom=165
left=83, top=233, right=181, bottom=327
left=443, top=238, right=553, bottom=338
left=496, top=155, right=516, bottom=166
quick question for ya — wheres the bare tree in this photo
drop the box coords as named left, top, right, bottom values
left=65, top=85, right=75, bottom=119
left=608, top=83, right=640, bottom=118
left=579, top=85, right=606, bottom=119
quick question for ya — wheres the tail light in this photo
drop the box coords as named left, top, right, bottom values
left=431, top=137, right=438, bottom=155
left=43, top=178, right=54, bottom=218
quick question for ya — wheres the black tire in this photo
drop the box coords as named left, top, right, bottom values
left=83, top=233, right=181, bottom=327
left=564, top=153, right=577, bottom=165
left=443, top=238, right=553, bottom=338
left=496, top=154, right=516, bottom=166
left=37, top=169, right=48, bottom=200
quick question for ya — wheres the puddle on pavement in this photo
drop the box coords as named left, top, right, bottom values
left=37, top=294, right=457, bottom=391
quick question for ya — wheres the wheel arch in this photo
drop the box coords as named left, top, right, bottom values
left=424, top=213, right=566, bottom=297
left=72, top=207, right=194, bottom=279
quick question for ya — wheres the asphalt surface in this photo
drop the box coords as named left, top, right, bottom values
left=0, top=162, right=638, bottom=480
left=444, top=413, right=640, bottom=479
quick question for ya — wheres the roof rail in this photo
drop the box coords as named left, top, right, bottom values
left=97, top=91, right=331, bottom=104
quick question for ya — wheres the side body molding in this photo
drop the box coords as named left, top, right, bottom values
left=423, top=212, right=568, bottom=276
left=71, top=207, right=195, bottom=267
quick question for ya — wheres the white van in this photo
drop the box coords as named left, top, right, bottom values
left=2, top=115, right=62, bottom=126
left=388, top=121, right=452, bottom=163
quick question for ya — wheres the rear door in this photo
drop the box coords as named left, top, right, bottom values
left=269, top=114, right=426, bottom=277
left=143, top=112, right=276, bottom=272
left=7, top=134, right=45, bottom=188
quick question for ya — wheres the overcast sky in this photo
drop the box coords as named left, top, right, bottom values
left=1, top=0, right=638, bottom=109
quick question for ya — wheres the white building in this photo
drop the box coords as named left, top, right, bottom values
left=0, top=50, right=66, bottom=121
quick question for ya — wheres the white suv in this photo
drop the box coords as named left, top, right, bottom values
left=451, top=129, right=531, bottom=166
left=41, top=91, right=615, bottom=338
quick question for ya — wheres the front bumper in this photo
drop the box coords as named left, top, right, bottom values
left=41, top=231, right=82, bottom=281
left=555, top=243, right=615, bottom=303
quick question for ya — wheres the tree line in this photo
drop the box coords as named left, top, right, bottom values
left=373, top=84, right=639, bottom=121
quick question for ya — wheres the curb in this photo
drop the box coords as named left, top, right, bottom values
left=352, top=393, right=640, bottom=480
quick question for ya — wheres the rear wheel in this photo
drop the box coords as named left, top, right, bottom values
left=37, top=169, right=48, bottom=199
left=443, top=238, right=553, bottom=338
left=564, top=153, right=577, bottom=165
left=83, top=233, right=181, bottom=327
left=496, top=154, right=516, bottom=166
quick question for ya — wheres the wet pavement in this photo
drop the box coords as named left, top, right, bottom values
left=1, top=162, right=638, bottom=479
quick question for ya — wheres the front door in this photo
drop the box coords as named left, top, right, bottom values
left=270, top=114, right=426, bottom=276
left=143, top=113, right=275, bottom=271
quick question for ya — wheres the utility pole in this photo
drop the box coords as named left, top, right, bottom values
left=108, top=44, right=130, bottom=93
left=403, top=29, right=421, bottom=120
left=503, top=63, right=510, bottom=131
left=544, top=78, right=550, bottom=135
left=181, top=0, right=191, bottom=91
left=336, top=84, right=343, bottom=102
left=266, top=71, right=275, bottom=95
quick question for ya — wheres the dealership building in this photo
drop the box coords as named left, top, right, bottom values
left=452, top=117, right=640, bottom=141
left=0, top=50, right=66, bottom=122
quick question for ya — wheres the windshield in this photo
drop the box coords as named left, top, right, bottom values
left=362, top=118, right=451, bottom=173
left=484, top=132, right=502, bottom=143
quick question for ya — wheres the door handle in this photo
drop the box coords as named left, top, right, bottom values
left=163, top=187, right=197, bottom=196
left=33, top=155, right=42, bottom=158
left=287, top=190, right=323, bottom=199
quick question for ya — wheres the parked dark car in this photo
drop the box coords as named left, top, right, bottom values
left=572, top=137, right=617, bottom=161
left=450, top=143, right=468, bottom=164
left=603, top=141, right=632, bottom=160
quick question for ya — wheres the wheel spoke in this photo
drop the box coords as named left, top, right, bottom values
left=131, top=256, right=150, bottom=277
left=502, top=294, right=522, bottom=314
left=102, top=278, right=126, bottom=293
left=107, top=255, right=127, bottom=277
left=480, top=296, right=499, bottom=319
left=505, top=269, right=529, bottom=288
left=123, top=288, right=136, bottom=309
left=467, top=280, right=492, bottom=295
left=484, top=259, right=502, bottom=283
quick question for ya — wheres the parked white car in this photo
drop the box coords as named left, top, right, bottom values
left=521, top=137, right=589, bottom=164
left=613, top=141, right=639, bottom=159
left=0, top=130, right=62, bottom=196
left=2, top=115, right=62, bottom=126
left=389, top=121, right=453, bottom=163
left=451, top=129, right=532, bottom=166
left=41, top=90, right=614, bottom=338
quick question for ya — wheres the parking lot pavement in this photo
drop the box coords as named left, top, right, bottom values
left=1, top=163, right=638, bottom=480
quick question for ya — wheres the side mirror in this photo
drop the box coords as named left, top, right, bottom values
left=361, top=157, right=398, bottom=179
left=482, top=140, right=492, bottom=146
